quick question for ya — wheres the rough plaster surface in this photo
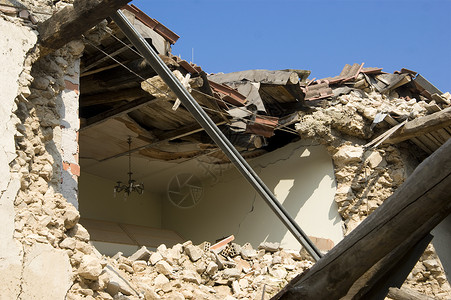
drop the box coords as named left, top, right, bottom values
left=60, top=62, right=80, bottom=208
left=20, top=243, right=72, bottom=300
left=0, top=17, right=37, bottom=300
left=0, top=17, right=37, bottom=191
left=0, top=176, right=23, bottom=299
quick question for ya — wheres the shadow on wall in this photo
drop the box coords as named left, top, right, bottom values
left=78, top=172, right=162, bottom=229
left=15, top=54, right=81, bottom=208
left=161, top=141, right=343, bottom=250
left=245, top=144, right=341, bottom=248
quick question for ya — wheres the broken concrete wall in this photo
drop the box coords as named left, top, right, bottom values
left=0, top=2, right=84, bottom=298
left=0, top=14, right=38, bottom=299
left=1, top=1, right=449, bottom=298
left=295, top=90, right=451, bottom=298
left=162, top=141, right=342, bottom=252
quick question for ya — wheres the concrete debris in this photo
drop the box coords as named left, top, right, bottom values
left=184, top=244, right=203, bottom=262
left=294, top=70, right=451, bottom=298
left=97, top=240, right=314, bottom=299
left=129, top=246, right=152, bottom=262
left=78, top=255, right=103, bottom=280
left=1, top=2, right=450, bottom=299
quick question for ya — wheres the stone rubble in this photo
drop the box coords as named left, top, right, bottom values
left=74, top=241, right=314, bottom=300
left=296, top=84, right=451, bottom=298
left=1, top=2, right=450, bottom=299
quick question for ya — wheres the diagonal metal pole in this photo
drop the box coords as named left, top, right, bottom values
left=111, top=10, right=322, bottom=261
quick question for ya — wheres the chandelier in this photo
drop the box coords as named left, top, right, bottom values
left=114, top=137, right=144, bottom=198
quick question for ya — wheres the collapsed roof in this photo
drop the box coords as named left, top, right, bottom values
left=79, top=8, right=450, bottom=167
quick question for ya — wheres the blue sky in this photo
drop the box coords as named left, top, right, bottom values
left=132, top=0, right=451, bottom=92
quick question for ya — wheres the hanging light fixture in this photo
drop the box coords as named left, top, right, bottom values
left=114, top=137, right=144, bottom=198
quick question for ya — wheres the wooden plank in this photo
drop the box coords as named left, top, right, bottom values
left=80, top=55, right=178, bottom=94
left=80, top=87, right=149, bottom=107
left=384, top=107, right=451, bottom=144
left=191, top=89, right=229, bottom=122
left=99, top=115, right=227, bottom=162
left=429, top=131, right=447, bottom=144
left=348, top=233, right=432, bottom=299
left=82, top=43, right=131, bottom=73
left=416, top=135, right=439, bottom=152
left=80, top=96, right=156, bottom=131
left=80, top=62, right=127, bottom=77
left=424, top=132, right=443, bottom=147
left=436, top=128, right=451, bottom=142
left=37, top=0, right=131, bottom=56
left=410, top=138, right=433, bottom=154
left=273, top=139, right=451, bottom=300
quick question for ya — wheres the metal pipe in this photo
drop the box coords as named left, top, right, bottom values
left=111, top=10, right=322, bottom=261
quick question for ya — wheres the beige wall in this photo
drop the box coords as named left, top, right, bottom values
left=162, top=141, right=343, bottom=251
left=78, top=172, right=162, bottom=228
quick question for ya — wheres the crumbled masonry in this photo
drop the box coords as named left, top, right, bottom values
left=64, top=242, right=314, bottom=300
left=1, top=1, right=450, bottom=299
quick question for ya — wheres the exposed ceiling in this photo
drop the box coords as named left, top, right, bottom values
left=78, top=7, right=307, bottom=190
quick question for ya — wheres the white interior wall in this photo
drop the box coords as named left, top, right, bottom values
left=162, top=141, right=343, bottom=251
left=78, top=172, right=162, bottom=228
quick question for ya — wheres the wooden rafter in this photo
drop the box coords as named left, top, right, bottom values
left=274, top=139, right=451, bottom=299
left=82, top=42, right=131, bottom=73
left=37, top=0, right=131, bottom=56
left=80, top=96, right=156, bottom=131
left=99, top=115, right=227, bottom=162
left=80, top=88, right=149, bottom=107
left=384, top=107, right=451, bottom=144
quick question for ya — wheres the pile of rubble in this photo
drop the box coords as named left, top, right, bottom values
left=295, top=65, right=451, bottom=235
left=295, top=65, right=451, bottom=298
left=66, top=238, right=314, bottom=300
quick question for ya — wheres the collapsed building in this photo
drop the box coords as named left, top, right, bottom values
left=0, top=0, right=450, bottom=299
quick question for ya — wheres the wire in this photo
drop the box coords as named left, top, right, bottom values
left=102, top=27, right=145, bottom=58
left=83, top=33, right=300, bottom=138
left=96, top=29, right=301, bottom=130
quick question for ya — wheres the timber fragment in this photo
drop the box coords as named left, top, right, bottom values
left=274, top=139, right=451, bottom=300
left=38, top=0, right=131, bottom=56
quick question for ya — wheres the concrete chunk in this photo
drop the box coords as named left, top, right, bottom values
left=63, top=206, right=80, bottom=229
left=223, top=268, right=241, bottom=280
left=155, top=260, right=173, bottom=275
left=185, top=245, right=203, bottom=262
left=105, top=265, right=137, bottom=296
left=206, top=261, right=218, bottom=275
left=129, top=246, right=151, bottom=262
left=258, top=242, right=280, bottom=253
left=20, top=244, right=72, bottom=299
left=182, top=270, right=202, bottom=284
left=149, top=252, right=163, bottom=265
left=78, top=255, right=103, bottom=280
left=154, top=274, right=170, bottom=286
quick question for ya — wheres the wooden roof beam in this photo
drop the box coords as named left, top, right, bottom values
left=274, top=138, right=451, bottom=299
left=80, top=87, right=149, bottom=107
left=384, top=107, right=451, bottom=144
left=80, top=96, right=155, bottom=131
left=37, top=0, right=130, bottom=56
left=98, top=115, right=227, bottom=162
left=82, top=42, right=131, bottom=73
